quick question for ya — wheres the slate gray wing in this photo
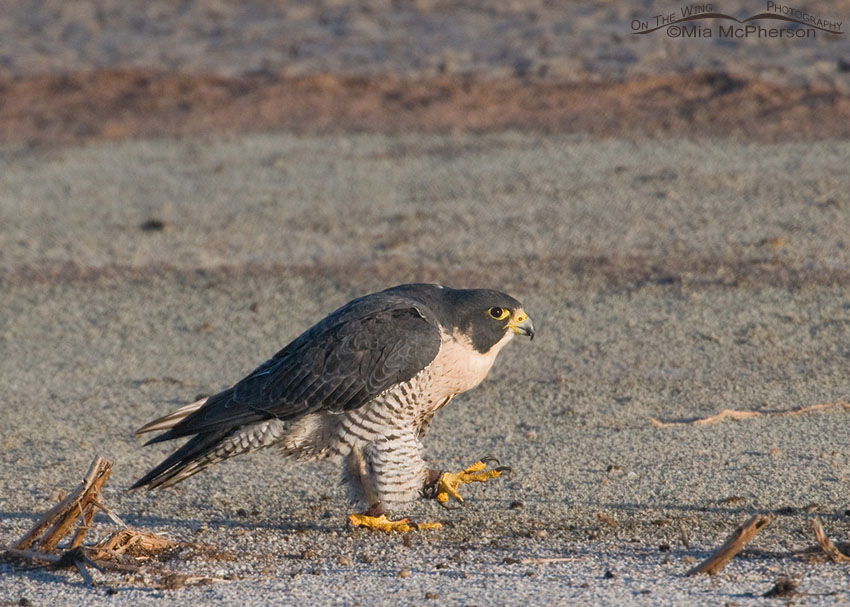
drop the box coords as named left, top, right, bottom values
left=153, top=302, right=442, bottom=442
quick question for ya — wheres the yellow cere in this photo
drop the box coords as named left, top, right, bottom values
left=507, top=309, right=528, bottom=329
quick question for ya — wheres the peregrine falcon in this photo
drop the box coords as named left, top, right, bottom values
left=132, top=283, right=534, bottom=531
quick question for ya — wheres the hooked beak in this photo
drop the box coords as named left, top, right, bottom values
left=508, top=310, right=535, bottom=340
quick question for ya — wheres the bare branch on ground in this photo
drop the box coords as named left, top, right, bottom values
left=651, top=401, right=850, bottom=429
left=687, top=514, right=770, bottom=576
left=812, top=518, right=850, bottom=562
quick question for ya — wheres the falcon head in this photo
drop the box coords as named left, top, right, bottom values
left=443, top=288, right=535, bottom=354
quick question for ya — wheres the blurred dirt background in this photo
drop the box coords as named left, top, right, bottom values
left=1, top=0, right=850, bottom=145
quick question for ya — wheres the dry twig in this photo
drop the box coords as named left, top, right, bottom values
left=159, top=573, right=233, bottom=590
left=519, top=557, right=579, bottom=565
left=3, top=547, right=139, bottom=573
left=812, top=518, right=850, bottom=562
left=4, top=455, right=176, bottom=585
left=15, top=456, right=112, bottom=551
left=89, top=497, right=129, bottom=529
left=686, top=514, right=770, bottom=576
left=93, top=528, right=176, bottom=558
left=651, top=401, right=850, bottom=429
left=679, top=521, right=690, bottom=548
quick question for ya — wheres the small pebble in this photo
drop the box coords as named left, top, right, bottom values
left=596, top=511, right=617, bottom=527
left=140, top=218, right=167, bottom=231
left=398, top=568, right=411, bottom=578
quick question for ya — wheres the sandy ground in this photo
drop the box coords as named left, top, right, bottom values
left=3, top=133, right=850, bottom=605
left=3, top=1, right=850, bottom=604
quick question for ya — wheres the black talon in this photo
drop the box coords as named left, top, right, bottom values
left=421, top=480, right=440, bottom=500
left=438, top=500, right=462, bottom=511
left=481, top=457, right=511, bottom=478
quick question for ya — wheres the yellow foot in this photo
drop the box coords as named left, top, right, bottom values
left=348, top=513, right=442, bottom=533
left=436, top=459, right=510, bottom=505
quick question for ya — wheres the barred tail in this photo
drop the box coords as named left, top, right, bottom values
left=130, top=429, right=232, bottom=490
left=131, top=419, right=289, bottom=490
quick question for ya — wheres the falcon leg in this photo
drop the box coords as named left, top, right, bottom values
left=424, top=457, right=511, bottom=507
left=344, top=433, right=442, bottom=532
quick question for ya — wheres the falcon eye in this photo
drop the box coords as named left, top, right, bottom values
left=488, top=307, right=510, bottom=320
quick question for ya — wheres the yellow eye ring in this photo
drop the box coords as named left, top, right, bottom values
left=488, top=307, right=510, bottom=320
